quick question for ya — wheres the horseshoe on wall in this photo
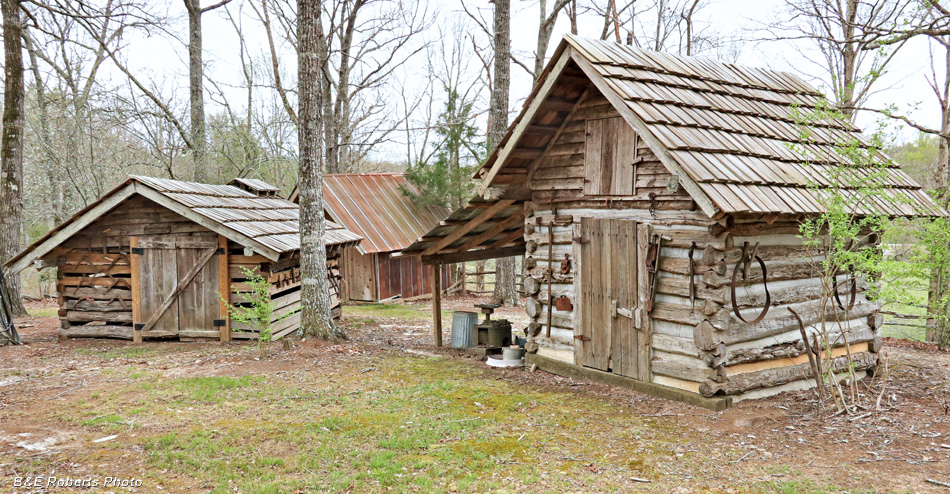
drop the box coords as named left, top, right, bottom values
left=834, top=273, right=857, bottom=311
left=731, top=244, right=771, bottom=325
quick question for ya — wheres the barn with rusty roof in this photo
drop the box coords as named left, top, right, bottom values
left=401, top=35, right=945, bottom=408
left=5, top=176, right=362, bottom=342
left=291, top=174, right=450, bottom=302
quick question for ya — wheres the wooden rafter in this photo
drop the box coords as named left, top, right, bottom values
left=478, top=49, right=573, bottom=195
left=488, top=228, right=527, bottom=250
left=420, top=200, right=515, bottom=256
left=453, top=210, right=525, bottom=253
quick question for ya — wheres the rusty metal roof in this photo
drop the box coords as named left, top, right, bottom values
left=5, top=176, right=362, bottom=271
left=322, top=174, right=450, bottom=255
left=476, top=35, right=945, bottom=217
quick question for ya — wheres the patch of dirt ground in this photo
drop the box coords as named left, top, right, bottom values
left=0, top=296, right=948, bottom=493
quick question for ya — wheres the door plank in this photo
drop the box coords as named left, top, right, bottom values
left=139, top=246, right=217, bottom=335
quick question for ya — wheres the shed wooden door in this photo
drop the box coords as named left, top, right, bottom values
left=576, top=218, right=649, bottom=380
left=133, top=234, right=220, bottom=338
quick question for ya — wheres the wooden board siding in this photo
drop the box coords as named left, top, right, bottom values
left=56, top=197, right=217, bottom=340
left=527, top=90, right=694, bottom=210
left=377, top=252, right=448, bottom=301
left=584, top=117, right=637, bottom=196
left=343, top=246, right=377, bottom=302
left=229, top=245, right=344, bottom=340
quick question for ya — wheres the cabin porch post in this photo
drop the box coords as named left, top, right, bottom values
left=432, top=262, right=442, bottom=347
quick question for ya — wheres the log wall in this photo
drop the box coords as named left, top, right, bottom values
left=520, top=86, right=883, bottom=401
left=45, top=196, right=346, bottom=342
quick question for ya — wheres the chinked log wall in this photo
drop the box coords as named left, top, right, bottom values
left=522, top=89, right=882, bottom=399
left=693, top=218, right=882, bottom=399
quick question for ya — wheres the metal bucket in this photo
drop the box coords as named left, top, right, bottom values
left=450, top=311, right=478, bottom=348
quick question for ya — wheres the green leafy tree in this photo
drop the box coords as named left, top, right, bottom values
left=791, top=99, right=897, bottom=412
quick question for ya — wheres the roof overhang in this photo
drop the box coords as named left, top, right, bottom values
left=396, top=196, right=526, bottom=265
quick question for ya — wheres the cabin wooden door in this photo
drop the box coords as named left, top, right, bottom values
left=132, top=234, right=220, bottom=338
left=576, top=218, right=649, bottom=380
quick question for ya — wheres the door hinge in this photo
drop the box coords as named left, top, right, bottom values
left=131, top=247, right=145, bottom=255
left=213, top=319, right=227, bottom=327
left=134, top=324, right=144, bottom=330
left=574, top=335, right=591, bottom=341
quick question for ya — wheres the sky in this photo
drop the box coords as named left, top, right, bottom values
left=125, top=0, right=942, bottom=163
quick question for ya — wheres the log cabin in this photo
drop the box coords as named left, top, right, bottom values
left=399, top=35, right=946, bottom=408
left=4, top=176, right=362, bottom=342
left=290, top=174, right=450, bottom=302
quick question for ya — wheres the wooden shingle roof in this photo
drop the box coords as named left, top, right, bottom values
left=5, top=176, right=362, bottom=273
left=477, top=35, right=944, bottom=217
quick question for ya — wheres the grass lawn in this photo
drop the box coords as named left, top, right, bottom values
left=26, top=307, right=58, bottom=317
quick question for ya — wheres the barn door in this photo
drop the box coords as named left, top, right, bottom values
left=175, top=235, right=221, bottom=338
left=132, top=234, right=219, bottom=339
left=576, top=218, right=648, bottom=380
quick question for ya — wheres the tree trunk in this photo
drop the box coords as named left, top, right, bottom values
left=489, top=0, right=518, bottom=307
left=185, top=0, right=208, bottom=182
left=926, top=41, right=950, bottom=345
left=298, top=0, right=343, bottom=341
left=1, top=0, right=26, bottom=317
left=23, top=30, right=64, bottom=225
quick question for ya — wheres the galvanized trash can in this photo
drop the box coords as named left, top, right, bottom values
left=450, top=311, right=478, bottom=348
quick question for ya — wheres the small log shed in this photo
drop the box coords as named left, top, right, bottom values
left=290, top=174, right=450, bottom=302
left=5, top=176, right=362, bottom=342
left=400, top=35, right=946, bottom=408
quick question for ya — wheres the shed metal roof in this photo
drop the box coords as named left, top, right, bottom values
left=322, top=174, right=449, bottom=255
left=5, top=176, right=362, bottom=272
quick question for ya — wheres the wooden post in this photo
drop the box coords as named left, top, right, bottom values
left=432, top=263, right=442, bottom=347
left=218, top=235, right=231, bottom=342
left=130, top=237, right=142, bottom=344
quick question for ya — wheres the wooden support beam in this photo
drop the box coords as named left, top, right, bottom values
left=525, top=124, right=561, bottom=136
left=130, top=236, right=142, bottom=344
left=509, top=149, right=545, bottom=160
left=488, top=228, right=528, bottom=250
left=482, top=185, right=531, bottom=201
left=421, top=244, right=526, bottom=265
left=540, top=97, right=579, bottom=111
left=432, top=263, right=442, bottom=347
left=455, top=210, right=525, bottom=252
left=421, top=200, right=515, bottom=255
left=218, top=235, right=231, bottom=342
